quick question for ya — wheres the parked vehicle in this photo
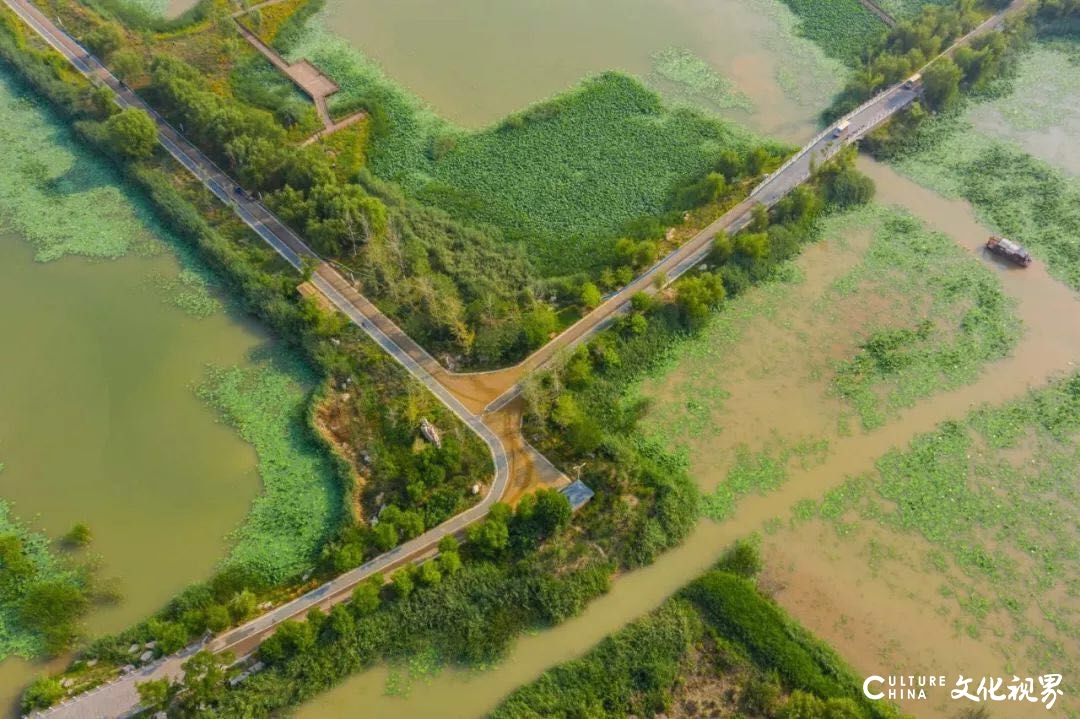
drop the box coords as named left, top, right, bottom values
left=986, top=235, right=1032, bottom=267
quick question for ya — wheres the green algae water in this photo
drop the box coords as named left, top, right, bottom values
left=0, top=66, right=265, bottom=712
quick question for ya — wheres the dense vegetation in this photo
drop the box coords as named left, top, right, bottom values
left=0, top=5, right=515, bottom=704
left=123, top=493, right=621, bottom=717
left=196, top=359, right=342, bottom=584
left=778, top=0, right=888, bottom=63
left=0, top=3, right=731, bottom=709
left=415, top=74, right=776, bottom=276
left=829, top=0, right=1027, bottom=139
left=276, top=6, right=788, bottom=276
left=493, top=545, right=905, bottom=719
left=0, top=498, right=106, bottom=660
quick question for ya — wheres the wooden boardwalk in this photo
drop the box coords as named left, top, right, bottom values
left=231, top=17, right=365, bottom=137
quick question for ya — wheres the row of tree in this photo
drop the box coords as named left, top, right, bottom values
left=493, top=541, right=905, bottom=719
left=829, top=0, right=1024, bottom=122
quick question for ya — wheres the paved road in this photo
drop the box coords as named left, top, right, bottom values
left=5, top=0, right=1020, bottom=714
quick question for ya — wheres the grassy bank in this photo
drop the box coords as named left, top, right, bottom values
left=0, top=497, right=98, bottom=661
left=197, top=356, right=341, bottom=585
left=492, top=552, right=904, bottom=719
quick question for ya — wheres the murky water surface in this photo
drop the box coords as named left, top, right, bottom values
left=321, top=0, right=843, bottom=141
left=0, top=65, right=266, bottom=714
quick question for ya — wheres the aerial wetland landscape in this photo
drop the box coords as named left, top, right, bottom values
left=0, top=0, right=1078, bottom=718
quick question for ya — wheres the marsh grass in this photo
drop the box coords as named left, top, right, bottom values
left=280, top=18, right=773, bottom=276
left=649, top=47, right=753, bottom=114
left=196, top=353, right=342, bottom=584
left=968, top=45, right=1080, bottom=141
left=777, top=0, right=887, bottom=63
left=0, top=75, right=160, bottom=260
left=702, top=436, right=830, bottom=522
left=144, top=269, right=221, bottom=317
left=807, top=375, right=1080, bottom=693
left=0, top=499, right=82, bottom=659
left=828, top=207, right=1020, bottom=429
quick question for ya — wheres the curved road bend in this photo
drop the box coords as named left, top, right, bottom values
left=6, top=0, right=1021, bottom=715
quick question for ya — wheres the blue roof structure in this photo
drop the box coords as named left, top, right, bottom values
left=560, top=480, right=595, bottom=511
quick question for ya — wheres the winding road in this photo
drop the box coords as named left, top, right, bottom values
left=2, top=0, right=1023, bottom=715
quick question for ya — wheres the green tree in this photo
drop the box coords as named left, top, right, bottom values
left=749, top=203, right=769, bottom=232
left=110, top=48, right=144, bottom=82
left=467, top=504, right=511, bottom=559
left=438, top=550, right=463, bottom=576
left=349, top=576, right=382, bottom=616
left=325, top=603, right=355, bottom=639
left=922, top=57, right=962, bottom=111
left=0, top=534, right=35, bottom=596
left=136, top=678, right=172, bottom=713
left=532, top=489, right=572, bottom=538
left=18, top=580, right=89, bottom=654
left=392, top=568, right=415, bottom=598
left=522, top=304, right=558, bottom=348
left=580, top=282, right=602, bottom=310
left=373, top=521, right=399, bottom=551
left=416, top=560, right=442, bottom=587
left=204, top=604, right=231, bottom=633
left=715, top=148, right=744, bottom=180
left=83, top=24, right=123, bottom=59
left=104, top=108, right=158, bottom=161
left=147, top=618, right=189, bottom=654
left=177, top=650, right=232, bottom=712
left=228, top=589, right=258, bottom=623
left=675, top=274, right=726, bottom=327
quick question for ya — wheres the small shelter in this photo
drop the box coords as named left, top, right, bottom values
left=560, top=480, right=595, bottom=512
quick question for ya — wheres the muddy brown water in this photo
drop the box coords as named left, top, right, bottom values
left=295, top=158, right=1080, bottom=718
left=0, top=230, right=265, bottom=713
left=320, top=0, right=843, bottom=142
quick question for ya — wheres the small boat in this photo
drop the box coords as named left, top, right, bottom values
left=985, top=236, right=1032, bottom=267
